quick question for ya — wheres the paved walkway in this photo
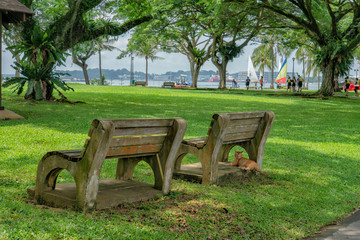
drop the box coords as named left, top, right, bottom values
left=307, top=208, right=360, bottom=239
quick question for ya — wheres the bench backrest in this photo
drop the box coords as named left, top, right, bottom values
left=82, top=118, right=182, bottom=160
left=203, top=111, right=274, bottom=146
left=162, top=81, right=175, bottom=88
left=134, top=81, right=146, bottom=86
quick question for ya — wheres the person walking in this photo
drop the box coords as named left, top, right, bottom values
left=232, top=78, right=238, bottom=88
left=246, top=76, right=250, bottom=90
left=260, top=76, right=264, bottom=90
left=287, top=76, right=291, bottom=92
left=355, top=78, right=359, bottom=97
left=297, top=74, right=303, bottom=92
left=345, top=76, right=351, bottom=97
left=292, top=76, right=296, bottom=92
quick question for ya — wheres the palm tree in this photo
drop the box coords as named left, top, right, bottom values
left=252, top=35, right=293, bottom=88
left=94, top=37, right=119, bottom=85
left=135, top=43, right=163, bottom=86
left=120, top=37, right=163, bottom=86
left=252, top=47, right=272, bottom=81
left=252, top=35, right=278, bottom=88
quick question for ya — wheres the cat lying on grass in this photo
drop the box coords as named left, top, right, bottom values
left=229, top=151, right=260, bottom=171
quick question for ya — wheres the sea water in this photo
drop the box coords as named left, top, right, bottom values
left=67, top=79, right=322, bottom=91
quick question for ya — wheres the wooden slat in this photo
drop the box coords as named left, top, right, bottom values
left=108, top=119, right=174, bottom=128
left=106, top=144, right=163, bottom=157
left=224, top=124, right=259, bottom=135
left=227, top=111, right=265, bottom=120
left=114, top=126, right=169, bottom=136
left=109, top=135, right=166, bottom=147
left=227, top=118, right=261, bottom=128
left=46, top=150, right=83, bottom=162
left=182, top=137, right=207, bottom=148
left=223, top=132, right=256, bottom=143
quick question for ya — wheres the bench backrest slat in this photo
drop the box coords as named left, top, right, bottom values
left=227, top=118, right=261, bottom=127
left=107, top=144, right=163, bottom=158
left=111, top=119, right=173, bottom=128
left=223, top=132, right=256, bottom=143
left=226, top=111, right=266, bottom=120
left=114, top=127, right=169, bottom=136
left=224, top=124, right=260, bottom=135
left=109, top=135, right=166, bottom=147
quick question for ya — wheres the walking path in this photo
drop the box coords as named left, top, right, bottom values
left=307, top=208, right=360, bottom=239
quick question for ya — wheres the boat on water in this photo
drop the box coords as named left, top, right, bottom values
left=174, top=74, right=191, bottom=88
left=208, top=75, right=236, bottom=82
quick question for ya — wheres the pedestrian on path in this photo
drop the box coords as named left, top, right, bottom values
left=355, top=78, right=359, bottom=97
left=246, top=76, right=250, bottom=90
left=292, top=76, right=296, bottom=92
left=345, top=76, right=351, bottom=97
left=260, top=76, right=264, bottom=90
left=297, top=74, right=303, bottom=92
left=287, top=76, right=291, bottom=92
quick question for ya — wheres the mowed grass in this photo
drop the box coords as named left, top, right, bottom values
left=0, top=84, right=360, bottom=239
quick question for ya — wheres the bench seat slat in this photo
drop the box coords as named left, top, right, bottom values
left=182, top=137, right=207, bottom=148
left=106, top=144, right=163, bottom=158
left=109, top=135, right=166, bottom=147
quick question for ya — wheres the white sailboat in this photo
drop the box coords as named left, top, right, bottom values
left=247, top=55, right=259, bottom=82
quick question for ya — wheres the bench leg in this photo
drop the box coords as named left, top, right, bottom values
left=35, top=155, right=76, bottom=205
left=116, top=158, right=140, bottom=180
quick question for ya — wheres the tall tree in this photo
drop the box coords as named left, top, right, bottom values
left=155, top=0, right=213, bottom=88
left=242, top=0, right=360, bottom=96
left=9, top=0, right=153, bottom=100
left=204, top=1, right=262, bottom=89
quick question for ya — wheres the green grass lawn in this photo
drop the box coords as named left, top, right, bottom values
left=0, top=84, right=359, bottom=239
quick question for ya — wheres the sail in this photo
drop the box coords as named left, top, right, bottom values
left=247, top=56, right=259, bottom=82
left=275, top=58, right=287, bottom=83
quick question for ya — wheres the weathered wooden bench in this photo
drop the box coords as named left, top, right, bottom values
left=134, top=81, right=147, bottom=86
left=31, top=118, right=187, bottom=210
left=162, top=81, right=175, bottom=88
left=173, top=111, right=274, bottom=185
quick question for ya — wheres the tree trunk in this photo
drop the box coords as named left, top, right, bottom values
left=15, top=55, right=21, bottom=78
left=145, top=56, right=148, bottom=86
left=319, top=61, right=335, bottom=96
left=211, top=58, right=228, bottom=89
left=218, top=68, right=227, bottom=89
left=99, top=50, right=103, bottom=85
left=72, top=56, right=90, bottom=85
left=25, top=80, right=54, bottom=100
left=189, top=60, right=200, bottom=88
left=270, top=47, right=274, bottom=89
left=82, top=63, right=90, bottom=85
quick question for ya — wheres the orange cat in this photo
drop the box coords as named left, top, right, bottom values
left=229, top=151, right=260, bottom=171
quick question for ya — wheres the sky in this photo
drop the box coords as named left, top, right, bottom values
left=2, top=37, right=359, bottom=78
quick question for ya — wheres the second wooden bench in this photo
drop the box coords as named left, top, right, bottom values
left=173, top=111, right=275, bottom=185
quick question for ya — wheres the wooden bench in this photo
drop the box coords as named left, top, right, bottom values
left=162, top=81, right=175, bottom=88
left=134, top=81, right=147, bottom=86
left=173, top=111, right=274, bottom=185
left=32, top=118, right=187, bottom=210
